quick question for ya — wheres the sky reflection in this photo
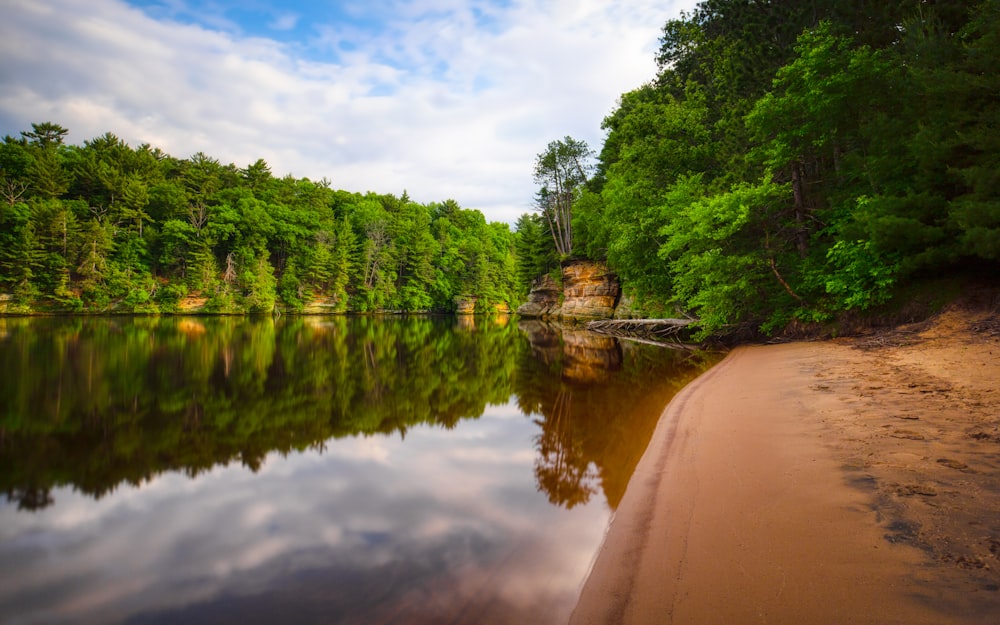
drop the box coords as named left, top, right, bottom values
left=0, top=403, right=608, bottom=625
left=0, top=316, right=715, bottom=625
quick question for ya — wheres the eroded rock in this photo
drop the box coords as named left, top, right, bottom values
left=560, top=260, right=619, bottom=319
left=516, top=274, right=561, bottom=317
left=517, top=261, right=620, bottom=319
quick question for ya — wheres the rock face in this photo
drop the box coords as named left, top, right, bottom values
left=516, top=274, right=562, bottom=317
left=612, top=293, right=641, bottom=319
left=518, top=260, right=620, bottom=319
left=454, top=296, right=477, bottom=314
left=560, top=260, right=619, bottom=319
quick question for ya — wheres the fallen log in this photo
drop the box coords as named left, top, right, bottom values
left=585, top=318, right=696, bottom=345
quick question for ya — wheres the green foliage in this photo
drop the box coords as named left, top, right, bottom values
left=659, top=179, right=789, bottom=337
left=744, top=23, right=897, bottom=177
left=570, top=188, right=606, bottom=259
left=820, top=239, right=898, bottom=311
left=513, top=212, right=558, bottom=293
left=509, top=1, right=998, bottom=337
left=0, top=126, right=517, bottom=314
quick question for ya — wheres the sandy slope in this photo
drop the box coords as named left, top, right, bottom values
left=570, top=306, right=1000, bottom=625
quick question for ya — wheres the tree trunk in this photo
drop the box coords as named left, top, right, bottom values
left=791, top=161, right=808, bottom=258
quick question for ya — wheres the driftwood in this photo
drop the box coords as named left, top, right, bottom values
left=585, top=318, right=695, bottom=346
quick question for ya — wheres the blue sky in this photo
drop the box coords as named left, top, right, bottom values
left=1, top=0, right=698, bottom=223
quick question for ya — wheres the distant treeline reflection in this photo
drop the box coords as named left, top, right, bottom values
left=0, top=316, right=715, bottom=511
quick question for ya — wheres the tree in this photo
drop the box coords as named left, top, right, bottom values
left=26, top=147, right=69, bottom=199
left=908, top=0, right=1000, bottom=262
left=597, top=84, right=715, bottom=305
left=240, top=158, right=273, bottom=195
left=514, top=212, right=558, bottom=291
left=0, top=136, right=32, bottom=207
left=21, top=122, right=69, bottom=150
left=533, top=136, right=593, bottom=257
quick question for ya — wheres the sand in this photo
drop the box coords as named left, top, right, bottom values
left=570, top=306, right=1000, bottom=625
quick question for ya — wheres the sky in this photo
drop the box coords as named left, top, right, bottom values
left=0, top=0, right=699, bottom=224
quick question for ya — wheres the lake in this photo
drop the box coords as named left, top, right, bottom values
left=0, top=315, right=714, bottom=625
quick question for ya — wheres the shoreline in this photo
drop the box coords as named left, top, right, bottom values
left=570, top=306, right=1000, bottom=624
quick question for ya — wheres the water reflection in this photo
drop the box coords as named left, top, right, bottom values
left=0, top=316, right=514, bottom=510
left=515, top=321, right=713, bottom=509
left=0, top=316, right=715, bottom=625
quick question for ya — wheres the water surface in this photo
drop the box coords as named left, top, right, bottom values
left=0, top=316, right=713, bottom=625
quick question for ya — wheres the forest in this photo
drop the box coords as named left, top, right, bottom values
left=2, top=0, right=998, bottom=336
left=0, top=123, right=519, bottom=314
left=521, top=0, right=1000, bottom=338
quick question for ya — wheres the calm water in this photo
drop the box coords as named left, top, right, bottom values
left=0, top=315, right=714, bottom=625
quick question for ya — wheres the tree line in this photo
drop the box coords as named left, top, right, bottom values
left=521, top=0, right=1000, bottom=338
left=0, top=123, right=519, bottom=314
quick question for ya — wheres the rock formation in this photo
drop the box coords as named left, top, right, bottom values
left=516, top=274, right=562, bottom=317
left=454, top=296, right=477, bottom=314
left=517, top=260, right=620, bottom=320
left=559, top=260, right=619, bottom=319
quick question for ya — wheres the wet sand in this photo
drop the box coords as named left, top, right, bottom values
left=570, top=307, right=1000, bottom=625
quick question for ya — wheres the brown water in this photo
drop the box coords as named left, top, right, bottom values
left=0, top=315, right=714, bottom=625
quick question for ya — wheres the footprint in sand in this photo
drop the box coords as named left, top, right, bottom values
left=936, top=458, right=976, bottom=473
left=891, top=430, right=927, bottom=440
left=893, top=483, right=938, bottom=497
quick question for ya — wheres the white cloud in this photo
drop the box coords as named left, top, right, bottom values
left=268, top=12, right=299, bottom=31
left=0, top=0, right=697, bottom=223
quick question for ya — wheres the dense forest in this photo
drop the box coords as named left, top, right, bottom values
left=0, top=123, right=519, bottom=314
left=521, top=0, right=1000, bottom=338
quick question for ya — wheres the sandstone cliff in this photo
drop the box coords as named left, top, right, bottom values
left=516, top=274, right=562, bottom=317
left=517, top=260, right=620, bottom=320
left=560, top=260, right=619, bottom=318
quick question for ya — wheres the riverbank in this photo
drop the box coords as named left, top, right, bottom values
left=570, top=303, right=1000, bottom=624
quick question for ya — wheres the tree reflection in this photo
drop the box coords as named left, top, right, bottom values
left=0, top=316, right=518, bottom=507
left=0, top=316, right=717, bottom=513
left=5, top=485, right=54, bottom=511
left=533, top=387, right=599, bottom=509
left=515, top=320, right=718, bottom=510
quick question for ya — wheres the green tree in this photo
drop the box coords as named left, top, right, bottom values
left=597, top=85, right=715, bottom=304
left=391, top=201, right=437, bottom=311
left=514, top=212, right=557, bottom=291
left=21, top=122, right=69, bottom=149
left=26, top=148, right=69, bottom=200
left=0, top=136, right=32, bottom=207
left=533, top=137, right=593, bottom=257
left=908, top=0, right=1000, bottom=262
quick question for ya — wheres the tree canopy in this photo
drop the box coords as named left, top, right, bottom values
left=0, top=126, right=519, bottom=314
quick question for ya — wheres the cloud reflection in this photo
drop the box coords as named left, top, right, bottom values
left=0, top=402, right=607, bottom=625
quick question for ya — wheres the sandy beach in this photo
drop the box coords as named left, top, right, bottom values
left=570, top=304, right=1000, bottom=625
